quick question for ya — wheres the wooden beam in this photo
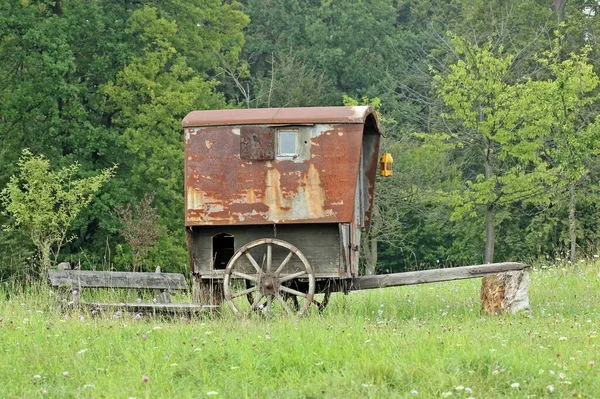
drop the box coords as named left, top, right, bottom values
left=349, top=262, right=529, bottom=291
left=48, top=270, right=188, bottom=290
left=84, top=302, right=218, bottom=314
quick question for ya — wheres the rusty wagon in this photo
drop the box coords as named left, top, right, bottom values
left=182, top=106, right=529, bottom=317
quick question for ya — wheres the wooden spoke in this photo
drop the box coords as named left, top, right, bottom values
left=275, top=251, right=294, bottom=275
left=231, top=286, right=257, bottom=299
left=245, top=252, right=262, bottom=274
left=248, top=293, right=265, bottom=312
left=279, top=285, right=307, bottom=298
left=262, top=295, right=273, bottom=315
left=289, top=295, right=300, bottom=311
left=314, top=292, right=331, bottom=313
left=232, top=271, right=258, bottom=282
left=279, top=270, right=307, bottom=283
left=266, top=244, right=272, bottom=272
left=275, top=293, right=294, bottom=315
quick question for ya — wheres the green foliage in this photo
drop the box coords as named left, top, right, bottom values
left=239, top=0, right=400, bottom=105
left=250, top=52, right=330, bottom=108
left=428, top=36, right=562, bottom=260
left=534, top=42, right=600, bottom=182
left=3, top=0, right=600, bottom=271
left=100, top=6, right=239, bottom=271
left=0, top=150, right=115, bottom=274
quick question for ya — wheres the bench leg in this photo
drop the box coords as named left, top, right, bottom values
left=154, top=289, right=172, bottom=304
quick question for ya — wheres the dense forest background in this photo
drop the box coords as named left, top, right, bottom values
left=1, top=0, right=600, bottom=279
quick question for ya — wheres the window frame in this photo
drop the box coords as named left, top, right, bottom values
left=277, top=129, right=299, bottom=157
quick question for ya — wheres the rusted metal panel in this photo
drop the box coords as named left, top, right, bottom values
left=185, top=123, right=365, bottom=226
left=240, top=126, right=275, bottom=160
left=183, top=106, right=381, bottom=131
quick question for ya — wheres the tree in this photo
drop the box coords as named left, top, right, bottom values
left=101, top=7, right=234, bottom=269
left=432, top=36, right=556, bottom=263
left=532, top=44, right=600, bottom=262
left=115, top=195, right=164, bottom=272
left=0, top=150, right=115, bottom=275
left=239, top=0, right=400, bottom=105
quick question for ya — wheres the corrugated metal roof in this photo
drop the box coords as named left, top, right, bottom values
left=182, top=106, right=380, bottom=130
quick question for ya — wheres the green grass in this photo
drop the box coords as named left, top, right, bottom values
left=1, top=263, right=599, bottom=398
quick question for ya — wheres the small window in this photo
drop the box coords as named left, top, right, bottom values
left=278, top=130, right=298, bottom=156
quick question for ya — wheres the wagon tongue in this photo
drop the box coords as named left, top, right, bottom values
left=348, top=262, right=529, bottom=291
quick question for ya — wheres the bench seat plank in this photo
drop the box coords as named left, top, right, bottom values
left=48, top=270, right=188, bottom=290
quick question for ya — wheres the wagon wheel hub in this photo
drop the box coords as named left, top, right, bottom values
left=259, top=274, right=280, bottom=295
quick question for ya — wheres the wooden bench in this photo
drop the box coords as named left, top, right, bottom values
left=47, top=268, right=217, bottom=315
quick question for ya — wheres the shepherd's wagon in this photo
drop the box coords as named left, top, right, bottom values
left=182, top=107, right=529, bottom=317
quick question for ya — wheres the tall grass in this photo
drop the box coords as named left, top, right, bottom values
left=0, top=263, right=598, bottom=398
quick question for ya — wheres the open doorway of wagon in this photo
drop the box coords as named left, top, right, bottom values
left=212, top=233, right=235, bottom=269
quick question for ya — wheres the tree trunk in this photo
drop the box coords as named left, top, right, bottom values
left=362, top=205, right=380, bottom=275
left=485, top=203, right=495, bottom=263
left=361, top=233, right=378, bottom=276
left=551, top=0, right=567, bottom=21
left=484, top=142, right=495, bottom=263
left=569, top=182, right=577, bottom=263
left=40, top=242, right=51, bottom=276
left=481, top=271, right=531, bottom=315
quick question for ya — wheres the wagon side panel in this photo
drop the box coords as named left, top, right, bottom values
left=190, top=224, right=342, bottom=278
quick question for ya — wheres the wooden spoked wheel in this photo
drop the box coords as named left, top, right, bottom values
left=223, top=238, right=316, bottom=318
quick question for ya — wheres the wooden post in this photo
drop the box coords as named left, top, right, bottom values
left=57, top=262, right=71, bottom=271
left=192, top=277, right=201, bottom=304
left=154, top=266, right=172, bottom=304
left=480, top=271, right=531, bottom=315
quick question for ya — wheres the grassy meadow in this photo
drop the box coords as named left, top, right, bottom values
left=0, top=263, right=599, bottom=398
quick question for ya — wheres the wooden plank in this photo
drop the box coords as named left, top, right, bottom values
left=199, top=271, right=341, bottom=279
left=349, top=262, right=530, bottom=291
left=48, top=270, right=188, bottom=290
left=84, top=302, right=218, bottom=314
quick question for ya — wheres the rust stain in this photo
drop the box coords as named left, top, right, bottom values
left=303, top=164, right=326, bottom=218
left=265, top=168, right=285, bottom=221
left=246, top=188, right=257, bottom=203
